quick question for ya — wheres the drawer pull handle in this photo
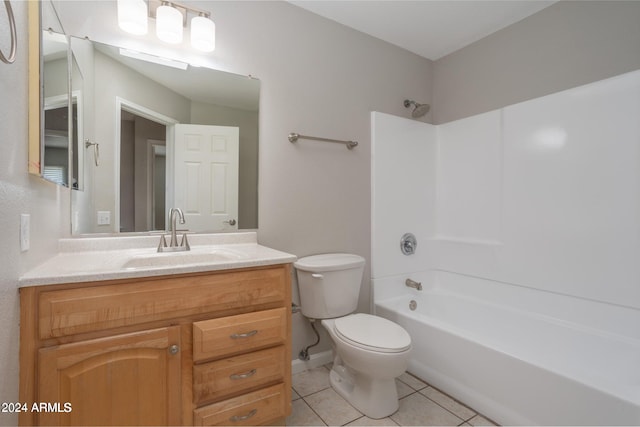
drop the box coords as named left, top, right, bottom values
left=230, top=409, right=257, bottom=422
left=230, top=330, right=258, bottom=339
left=230, top=369, right=257, bottom=380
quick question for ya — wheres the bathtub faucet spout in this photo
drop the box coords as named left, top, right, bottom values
left=405, top=278, right=422, bottom=290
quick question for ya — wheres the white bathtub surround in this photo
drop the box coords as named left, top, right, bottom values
left=19, top=232, right=296, bottom=286
left=376, top=272, right=640, bottom=425
left=371, top=69, right=640, bottom=425
left=370, top=112, right=438, bottom=280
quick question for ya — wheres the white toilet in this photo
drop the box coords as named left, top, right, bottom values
left=294, top=253, right=411, bottom=419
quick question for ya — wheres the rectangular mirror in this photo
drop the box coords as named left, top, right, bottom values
left=29, top=2, right=82, bottom=190
left=68, top=37, right=260, bottom=235
left=42, top=30, right=69, bottom=186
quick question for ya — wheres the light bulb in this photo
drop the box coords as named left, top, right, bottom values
left=156, top=4, right=183, bottom=44
left=117, top=0, right=148, bottom=35
left=191, top=15, right=215, bottom=52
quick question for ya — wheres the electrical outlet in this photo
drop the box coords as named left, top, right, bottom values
left=20, top=214, right=30, bottom=252
left=97, top=211, right=111, bottom=226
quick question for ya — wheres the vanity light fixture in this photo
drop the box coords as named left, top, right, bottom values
left=190, top=13, right=216, bottom=52
left=117, top=0, right=148, bottom=36
left=156, top=2, right=183, bottom=44
left=117, top=0, right=216, bottom=52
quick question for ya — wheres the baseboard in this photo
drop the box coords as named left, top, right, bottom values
left=291, top=350, right=333, bottom=375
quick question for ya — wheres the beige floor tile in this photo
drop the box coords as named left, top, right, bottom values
left=304, top=387, right=362, bottom=426
left=292, top=388, right=301, bottom=401
left=286, top=399, right=325, bottom=426
left=420, top=386, right=476, bottom=421
left=292, top=366, right=330, bottom=396
left=468, top=414, right=497, bottom=426
left=347, top=416, right=400, bottom=426
left=398, top=372, right=428, bottom=390
left=390, top=393, right=463, bottom=426
left=395, top=379, right=415, bottom=399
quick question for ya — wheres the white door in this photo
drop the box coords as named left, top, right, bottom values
left=173, top=124, right=239, bottom=232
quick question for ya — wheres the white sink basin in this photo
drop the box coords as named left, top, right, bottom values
left=123, top=248, right=247, bottom=269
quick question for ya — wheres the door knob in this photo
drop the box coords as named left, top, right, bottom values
left=224, top=219, right=237, bottom=226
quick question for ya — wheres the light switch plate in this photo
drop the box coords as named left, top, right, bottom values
left=97, top=211, right=111, bottom=226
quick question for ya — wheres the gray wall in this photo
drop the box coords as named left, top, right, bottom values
left=134, top=116, right=166, bottom=231
left=0, top=3, right=72, bottom=425
left=432, top=1, right=640, bottom=124
left=119, top=119, right=135, bottom=231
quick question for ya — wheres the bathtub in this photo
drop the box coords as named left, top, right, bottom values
left=374, top=271, right=640, bottom=425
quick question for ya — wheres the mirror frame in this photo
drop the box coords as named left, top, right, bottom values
left=27, top=1, right=41, bottom=175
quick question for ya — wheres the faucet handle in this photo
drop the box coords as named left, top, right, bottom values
left=400, top=233, right=417, bottom=255
left=180, top=233, right=191, bottom=251
left=157, top=234, right=168, bottom=252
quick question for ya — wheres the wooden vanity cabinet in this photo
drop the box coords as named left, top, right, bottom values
left=19, top=264, right=292, bottom=426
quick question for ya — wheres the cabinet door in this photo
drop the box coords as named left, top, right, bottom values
left=38, top=327, right=181, bottom=426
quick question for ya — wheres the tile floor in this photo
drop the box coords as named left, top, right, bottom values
left=288, top=365, right=497, bottom=426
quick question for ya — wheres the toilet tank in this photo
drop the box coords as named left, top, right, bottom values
left=294, top=253, right=365, bottom=319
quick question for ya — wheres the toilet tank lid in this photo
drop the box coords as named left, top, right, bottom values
left=294, top=253, right=365, bottom=272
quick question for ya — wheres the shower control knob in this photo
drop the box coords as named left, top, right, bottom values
left=400, top=233, right=417, bottom=255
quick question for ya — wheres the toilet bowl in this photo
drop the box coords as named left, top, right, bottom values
left=322, top=314, right=411, bottom=418
left=294, top=254, right=412, bottom=419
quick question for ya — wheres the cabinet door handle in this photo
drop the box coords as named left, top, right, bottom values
left=229, top=369, right=257, bottom=380
left=230, top=330, right=258, bottom=339
left=168, top=344, right=180, bottom=355
left=229, top=409, right=257, bottom=422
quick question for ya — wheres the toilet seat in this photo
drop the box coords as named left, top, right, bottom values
left=334, top=313, right=411, bottom=353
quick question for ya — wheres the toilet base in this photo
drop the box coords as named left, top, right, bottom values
left=328, top=360, right=400, bottom=419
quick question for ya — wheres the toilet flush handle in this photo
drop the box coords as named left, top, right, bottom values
left=311, top=273, right=323, bottom=279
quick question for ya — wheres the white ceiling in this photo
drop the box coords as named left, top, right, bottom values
left=289, top=1, right=556, bottom=60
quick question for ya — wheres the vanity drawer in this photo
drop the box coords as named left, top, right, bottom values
left=193, top=383, right=287, bottom=426
left=193, top=308, right=287, bottom=362
left=193, top=345, right=285, bottom=405
left=38, top=267, right=287, bottom=339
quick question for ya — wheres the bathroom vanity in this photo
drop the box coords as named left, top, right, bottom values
left=18, top=233, right=295, bottom=426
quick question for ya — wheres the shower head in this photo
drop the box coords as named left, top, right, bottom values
left=404, top=99, right=430, bottom=118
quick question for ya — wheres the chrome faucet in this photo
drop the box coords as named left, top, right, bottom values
left=157, top=208, right=190, bottom=252
left=405, top=278, right=422, bottom=291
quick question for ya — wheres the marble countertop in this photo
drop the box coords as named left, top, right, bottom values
left=19, top=232, right=296, bottom=287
